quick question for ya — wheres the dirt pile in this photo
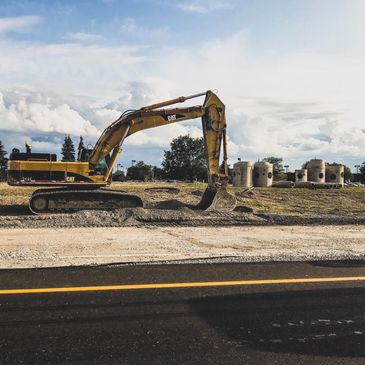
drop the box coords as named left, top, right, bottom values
left=0, top=206, right=265, bottom=229
left=0, top=205, right=364, bottom=229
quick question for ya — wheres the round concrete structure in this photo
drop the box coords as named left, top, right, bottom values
left=295, top=169, right=307, bottom=183
left=232, top=161, right=253, bottom=187
left=325, top=164, right=344, bottom=187
left=253, top=161, right=273, bottom=187
left=307, top=159, right=325, bottom=183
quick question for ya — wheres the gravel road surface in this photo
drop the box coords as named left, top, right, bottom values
left=0, top=225, right=364, bottom=268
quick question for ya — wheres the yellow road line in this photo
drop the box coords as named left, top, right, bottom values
left=0, top=276, right=365, bottom=295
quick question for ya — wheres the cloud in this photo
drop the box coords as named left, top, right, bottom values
left=0, top=89, right=99, bottom=156
left=0, top=39, right=147, bottom=99
left=149, top=31, right=365, bottom=166
left=65, top=32, right=103, bottom=42
left=104, top=82, right=162, bottom=111
left=0, top=30, right=364, bottom=168
left=0, top=86, right=203, bottom=162
left=176, top=0, right=234, bottom=13
left=0, top=15, right=41, bottom=34
left=0, top=89, right=100, bottom=138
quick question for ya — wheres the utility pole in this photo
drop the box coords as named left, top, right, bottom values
left=355, top=164, right=360, bottom=174
left=132, top=159, right=136, bottom=167
left=284, top=165, right=289, bottom=173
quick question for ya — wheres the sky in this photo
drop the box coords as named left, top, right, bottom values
left=0, top=0, right=364, bottom=171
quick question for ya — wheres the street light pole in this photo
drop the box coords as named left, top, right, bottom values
left=355, top=165, right=360, bottom=174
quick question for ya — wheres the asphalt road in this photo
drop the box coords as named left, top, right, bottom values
left=1, top=261, right=365, bottom=364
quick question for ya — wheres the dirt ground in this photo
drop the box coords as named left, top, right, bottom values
left=0, top=182, right=364, bottom=268
left=0, top=225, right=364, bottom=268
left=0, top=182, right=364, bottom=228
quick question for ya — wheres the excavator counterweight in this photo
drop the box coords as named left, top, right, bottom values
left=7, top=90, right=236, bottom=213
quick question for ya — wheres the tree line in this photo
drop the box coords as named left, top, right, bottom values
left=58, top=134, right=208, bottom=181
left=0, top=135, right=208, bottom=182
left=0, top=136, right=364, bottom=182
left=113, top=135, right=208, bottom=182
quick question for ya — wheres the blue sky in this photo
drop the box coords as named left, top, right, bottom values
left=0, top=0, right=364, bottom=170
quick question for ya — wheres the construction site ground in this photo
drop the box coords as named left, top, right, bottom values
left=0, top=182, right=364, bottom=268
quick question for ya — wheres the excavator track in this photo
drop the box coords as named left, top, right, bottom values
left=29, top=188, right=143, bottom=214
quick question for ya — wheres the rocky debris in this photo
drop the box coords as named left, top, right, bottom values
left=0, top=204, right=363, bottom=229
left=0, top=206, right=265, bottom=229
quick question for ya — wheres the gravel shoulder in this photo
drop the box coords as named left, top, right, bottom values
left=1, top=225, right=364, bottom=269
left=1, top=182, right=364, bottom=269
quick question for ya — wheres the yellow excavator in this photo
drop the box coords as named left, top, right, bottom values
left=7, top=90, right=236, bottom=213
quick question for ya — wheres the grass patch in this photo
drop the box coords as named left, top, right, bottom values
left=233, top=187, right=365, bottom=216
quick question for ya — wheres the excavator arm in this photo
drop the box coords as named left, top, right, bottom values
left=89, top=90, right=235, bottom=210
left=90, top=91, right=228, bottom=184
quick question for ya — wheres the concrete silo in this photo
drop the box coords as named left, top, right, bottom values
left=232, top=161, right=253, bottom=187
left=325, top=164, right=345, bottom=187
left=295, top=169, right=307, bottom=183
left=307, top=159, right=325, bottom=183
left=253, top=161, right=273, bottom=187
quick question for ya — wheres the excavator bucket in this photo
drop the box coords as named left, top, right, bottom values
left=197, top=185, right=236, bottom=211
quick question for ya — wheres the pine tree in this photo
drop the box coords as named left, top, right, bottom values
left=77, top=136, right=85, bottom=161
left=0, top=140, right=7, bottom=165
left=61, top=136, right=75, bottom=162
left=0, top=140, right=7, bottom=181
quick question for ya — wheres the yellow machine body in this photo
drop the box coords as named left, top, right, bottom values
left=7, top=160, right=106, bottom=186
